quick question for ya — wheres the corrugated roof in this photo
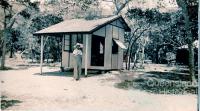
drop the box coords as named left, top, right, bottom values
left=34, top=15, right=131, bottom=35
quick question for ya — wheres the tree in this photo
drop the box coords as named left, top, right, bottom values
left=125, top=8, right=173, bottom=69
left=112, top=0, right=131, bottom=15
left=29, top=13, right=63, bottom=62
left=0, top=0, right=39, bottom=69
left=176, top=0, right=198, bottom=83
left=0, top=0, right=15, bottom=69
left=38, top=0, right=100, bottom=19
left=0, top=30, right=3, bottom=57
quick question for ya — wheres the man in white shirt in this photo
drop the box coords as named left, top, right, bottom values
left=73, top=43, right=83, bottom=80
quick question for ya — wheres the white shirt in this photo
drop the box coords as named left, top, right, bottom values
left=73, top=49, right=82, bottom=56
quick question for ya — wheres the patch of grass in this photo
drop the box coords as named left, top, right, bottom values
left=0, top=95, right=7, bottom=99
left=116, top=80, right=132, bottom=89
left=1, top=96, right=21, bottom=110
left=0, top=66, right=13, bottom=70
left=116, top=78, right=197, bottom=95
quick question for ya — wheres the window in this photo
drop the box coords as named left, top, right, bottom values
left=64, top=34, right=83, bottom=52
left=112, top=40, right=118, bottom=54
left=64, top=35, right=71, bottom=51
left=71, top=34, right=77, bottom=52
left=77, top=34, right=83, bottom=43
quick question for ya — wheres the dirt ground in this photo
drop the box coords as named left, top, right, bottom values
left=0, top=64, right=197, bottom=111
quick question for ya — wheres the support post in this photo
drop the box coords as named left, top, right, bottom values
left=198, top=1, right=200, bottom=110
left=85, top=34, right=89, bottom=77
left=40, top=36, right=44, bottom=74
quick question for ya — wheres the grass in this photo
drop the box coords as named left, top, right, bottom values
left=116, top=78, right=197, bottom=94
left=116, top=69, right=198, bottom=95
left=1, top=96, right=22, bottom=110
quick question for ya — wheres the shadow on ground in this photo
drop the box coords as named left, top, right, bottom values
left=0, top=67, right=13, bottom=71
left=115, top=70, right=198, bottom=95
left=1, top=96, right=22, bottom=110
left=145, top=71, right=198, bottom=81
left=33, top=70, right=104, bottom=78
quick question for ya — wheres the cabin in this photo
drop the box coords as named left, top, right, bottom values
left=176, top=40, right=198, bottom=65
left=34, top=15, right=131, bottom=75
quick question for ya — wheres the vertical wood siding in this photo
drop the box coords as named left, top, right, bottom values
left=61, top=18, right=126, bottom=70
left=104, top=25, right=112, bottom=69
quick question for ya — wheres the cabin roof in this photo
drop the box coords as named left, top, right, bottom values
left=33, top=15, right=131, bottom=36
left=178, top=40, right=199, bottom=49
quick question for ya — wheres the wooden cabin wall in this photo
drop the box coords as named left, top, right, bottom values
left=62, top=34, right=70, bottom=68
left=104, top=25, right=112, bottom=69
left=93, top=26, right=106, bottom=37
left=118, top=28, right=125, bottom=69
left=62, top=34, right=92, bottom=69
left=61, top=34, right=77, bottom=68
left=92, top=18, right=125, bottom=70
left=111, top=25, right=119, bottom=69
left=81, top=34, right=92, bottom=68
left=69, top=34, right=77, bottom=68
left=61, top=18, right=126, bottom=70
left=110, top=19, right=125, bottom=69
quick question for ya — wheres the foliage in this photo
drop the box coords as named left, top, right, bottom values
left=84, top=9, right=102, bottom=20
left=0, top=0, right=102, bottom=65
left=127, top=8, right=171, bottom=23
left=30, top=14, right=63, bottom=32
left=0, top=0, right=40, bottom=68
left=75, top=0, right=96, bottom=10
left=0, top=0, right=11, bottom=9
left=125, top=8, right=189, bottom=66
left=17, top=13, right=64, bottom=62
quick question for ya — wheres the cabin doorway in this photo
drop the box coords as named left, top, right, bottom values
left=91, top=35, right=105, bottom=66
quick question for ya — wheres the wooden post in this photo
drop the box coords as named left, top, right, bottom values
left=85, top=34, right=89, bottom=77
left=40, top=36, right=44, bottom=74
left=198, top=1, right=200, bottom=110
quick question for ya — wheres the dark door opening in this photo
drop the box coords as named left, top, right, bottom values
left=91, top=35, right=105, bottom=66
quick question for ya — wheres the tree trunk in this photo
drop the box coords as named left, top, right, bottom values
left=1, top=29, right=7, bottom=69
left=188, top=42, right=196, bottom=83
left=176, top=0, right=196, bottom=84
left=125, top=56, right=128, bottom=69
left=185, top=12, right=196, bottom=83
left=128, top=54, right=131, bottom=70
left=9, top=43, right=13, bottom=58
left=140, top=44, right=145, bottom=67
left=132, top=46, right=140, bottom=69
left=31, top=49, right=34, bottom=63
left=183, top=4, right=196, bottom=83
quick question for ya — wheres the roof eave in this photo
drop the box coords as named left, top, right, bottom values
left=33, top=31, right=93, bottom=36
left=33, top=15, right=131, bottom=36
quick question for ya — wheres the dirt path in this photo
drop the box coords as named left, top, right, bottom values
left=0, top=66, right=197, bottom=111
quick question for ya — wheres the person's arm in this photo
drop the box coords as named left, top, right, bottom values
left=77, top=50, right=82, bottom=55
left=73, top=49, right=78, bottom=55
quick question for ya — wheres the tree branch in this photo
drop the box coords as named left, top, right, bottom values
left=113, top=0, right=131, bottom=15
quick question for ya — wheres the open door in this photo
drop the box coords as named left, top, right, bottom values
left=91, top=35, right=105, bottom=66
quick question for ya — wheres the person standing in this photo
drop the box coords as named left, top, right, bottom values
left=73, top=43, right=83, bottom=80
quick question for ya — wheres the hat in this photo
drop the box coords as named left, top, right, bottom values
left=74, top=43, right=83, bottom=49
